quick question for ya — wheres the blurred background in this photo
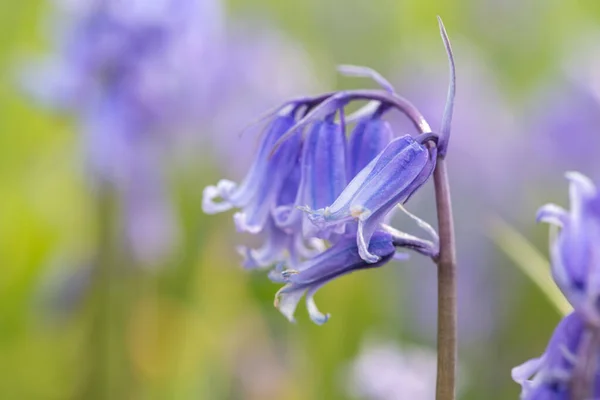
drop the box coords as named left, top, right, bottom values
left=1, top=0, right=600, bottom=398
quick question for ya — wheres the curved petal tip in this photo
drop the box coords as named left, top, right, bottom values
left=233, top=212, right=262, bottom=234
left=536, top=204, right=568, bottom=226
left=565, top=171, right=596, bottom=196
left=306, top=296, right=330, bottom=325
left=202, top=180, right=237, bottom=214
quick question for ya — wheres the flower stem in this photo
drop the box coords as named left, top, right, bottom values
left=83, top=184, right=131, bottom=400
left=571, top=324, right=600, bottom=400
left=432, top=157, right=457, bottom=400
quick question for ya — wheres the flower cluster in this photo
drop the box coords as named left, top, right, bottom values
left=203, top=62, right=454, bottom=323
left=513, top=172, right=600, bottom=398
left=203, top=18, right=456, bottom=324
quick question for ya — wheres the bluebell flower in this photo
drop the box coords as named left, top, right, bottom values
left=201, top=20, right=455, bottom=323
left=203, top=108, right=302, bottom=234
left=512, top=312, right=597, bottom=399
left=301, top=134, right=436, bottom=263
left=201, top=86, right=441, bottom=321
left=269, top=230, right=397, bottom=324
left=513, top=172, right=600, bottom=398
left=236, top=160, right=323, bottom=269
left=537, top=172, right=600, bottom=324
left=347, top=115, right=394, bottom=179
left=273, top=113, right=349, bottom=240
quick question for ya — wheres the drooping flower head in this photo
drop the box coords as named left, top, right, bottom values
left=537, top=172, right=600, bottom=324
left=202, top=100, right=441, bottom=324
left=513, top=173, right=600, bottom=398
left=270, top=231, right=397, bottom=325
left=202, top=18, right=455, bottom=323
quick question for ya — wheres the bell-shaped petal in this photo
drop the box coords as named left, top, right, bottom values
left=302, top=135, right=436, bottom=262
left=203, top=112, right=302, bottom=233
left=347, top=116, right=394, bottom=179
left=271, top=230, right=396, bottom=324
left=238, top=217, right=318, bottom=270
left=274, top=117, right=348, bottom=240
left=537, top=172, right=600, bottom=321
left=237, top=160, right=318, bottom=269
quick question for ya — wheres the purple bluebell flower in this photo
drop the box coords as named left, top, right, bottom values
left=273, top=114, right=350, bottom=241
left=513, top=172, right=600, bottom=398
left=203, top=109, right=302, bottom=233
left=302, top=134, right=436, bottom=263
left=202, top=86, right=441, bottom=321
left=537, top=172, right=600, bottom=324
left=347, top=116, right=394, bottom=179
left=235, top=153, right=323, bottom=269
left=512, top=312, right=594, bottom=399
left=237, top=217, right=321, bottom=270
left=204, top=86, right=439, bottom=260
left=270, top=230, right=396, bottom=324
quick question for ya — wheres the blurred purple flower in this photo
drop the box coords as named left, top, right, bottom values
left=524, top=35, right=600, bottom=184
left=344, top=338, right=468, bottom=400
left=512, top=312, right=594, bottom=399
left=526, top=83, right=600, bottom=180
left=513, top=172, right=600, bottom=398
left=24, top=0, right=223, bottom=264
left=537, top=172, right=600, bottom=324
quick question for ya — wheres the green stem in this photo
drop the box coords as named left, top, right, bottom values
left=82, top=185, right=130, bottom=400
